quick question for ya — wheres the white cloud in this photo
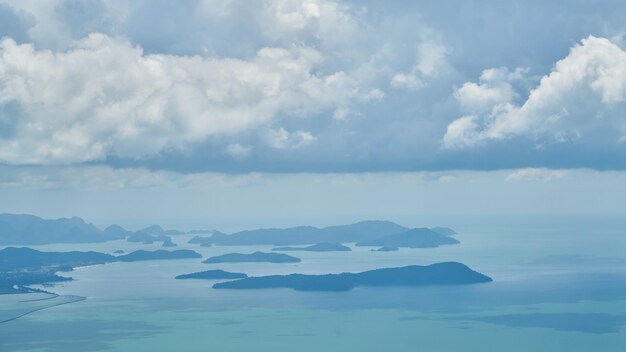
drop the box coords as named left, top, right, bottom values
left=0, top=33, right=378, bottom=164
left=454, top=67, right=518, bottom=112
left=390, top=73, right=423, bottom=90
left=442, top=115, right=481, bottom=149
left=415, top=39, right=449, bottom=76
left=266, top=0, right=322, bottom=30
left=444, top=36, right=626, bottom=149
left=267, top=128, right=316, bottom=149
left=265, top=0, right=361, bottom=54
left=390, top=38, right=449, bottom=91
left=3, top=0, right=358, bottom=54
left=505, top=168, right=567, bottom=182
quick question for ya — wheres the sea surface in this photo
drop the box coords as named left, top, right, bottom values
left=1, top=216, right=626, bottom=351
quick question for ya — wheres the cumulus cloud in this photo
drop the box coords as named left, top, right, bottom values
left=444, top=36, right=626, bottom=149
left=505, top=168, right=566, bottom=182
left=454, top=67, right=521, bottom=112
left=266, top=128, right=316, bottom=149
left=0, top=33, right=378, bottom=164
left=390, top=73, right=423, bottom=90
left=9, top=2, right=626, bottom=173
left=390, top=38, right=449, bottom=91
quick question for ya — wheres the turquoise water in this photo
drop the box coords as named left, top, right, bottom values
left=1, top=218, right=626, bottom=351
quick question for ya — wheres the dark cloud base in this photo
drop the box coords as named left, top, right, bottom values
left=105, top=138, right=626, bottom=174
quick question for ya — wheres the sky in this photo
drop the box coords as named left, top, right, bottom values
left=1, top=0, right=626, bottom=230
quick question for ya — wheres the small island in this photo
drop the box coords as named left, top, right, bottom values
left=213, top=262, right=492, bottom=291
left=272, top=243, right=351, bottom=252
left=175, top=269, right=248, bottom=280
left=203, top=251, right=301, bottom=264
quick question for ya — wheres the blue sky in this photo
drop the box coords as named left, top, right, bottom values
left=1, top=1, right=625, bottom=228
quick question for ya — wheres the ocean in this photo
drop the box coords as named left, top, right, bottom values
left=1, top=216, right=625, bottom=351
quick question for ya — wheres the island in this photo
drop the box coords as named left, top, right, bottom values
left=203, top=251, right=301, bottom=264
left=272, top=243, right=351, bottom=252
left=213, top=262, right=492, bottom=291
left=175, top=269, right=248, bottom=280
left=355, top=228, right=460, bottom=248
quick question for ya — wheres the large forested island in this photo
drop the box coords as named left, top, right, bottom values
left=213, top=262, right=492, bottom=291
